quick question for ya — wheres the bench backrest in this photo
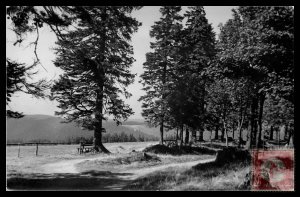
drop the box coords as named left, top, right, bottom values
left=80, top=143, right=93, bottom=147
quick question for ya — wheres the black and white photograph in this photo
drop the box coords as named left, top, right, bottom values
left=6, top=6, right=294, bottom=191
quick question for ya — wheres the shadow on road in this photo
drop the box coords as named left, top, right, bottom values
left=7, top=170, right=133, bottom=190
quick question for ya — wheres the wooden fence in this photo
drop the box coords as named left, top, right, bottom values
left=7, top=142, right=77, bottom=157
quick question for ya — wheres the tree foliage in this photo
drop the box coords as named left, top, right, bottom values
left=216, top=6, right=294, bottom=148
left=168, top=6, right=217, bottom=143
left=50, top=6, right=141, bottom=152
left=6, top=59, right=50, bottom=118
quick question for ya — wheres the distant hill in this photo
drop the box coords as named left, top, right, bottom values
left=122, top=120, right=146, bottom=125
left=6, top=115, right=158, bottom=143
left=122, top=124, right=177, bottom=139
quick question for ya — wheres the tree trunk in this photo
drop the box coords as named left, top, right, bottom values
left=225, top=129, right=228, bottom=147
left=94, top=89, right=110, bottom=153
left=94, top=86, right=110, bottom=153
left=232, top=121, right=235, bottom=140
left=198, top=83, right=206, bottom=142
left=160, top=121, right=164, bottom=145
left=94, top=127, right=109, bottom=153
left=256, top=93, right=265, bottom=148
left=180, top=124, right=184, bottom=147
left=250, top=96, right=258, bottom=149
left=245, top=120, right=251, bottom=149
left=198, top=130, right=204, bottom=141
left=192, top=128, right=197, bottom=142
left=238, top=115, right=245, bottom=147
left=215, top=124, right=219, bottom=140
left=185, top=127, right=189, bottom=145
left=221, top=127, right=225, bottom=142
left=160, top=60, right=167, bottom=145
left=94, top=9, right=110, bottom=154
left=287, top=126, right=292, bottom=145
left=269, top=125, right=274, bottom=140
left=284, top=124, right=289, bottom=141
left=190, top=130, right=193, bottom=144
left=223, top=121, right=228, bottom=147
left=288, top=128, right=294, bottom=147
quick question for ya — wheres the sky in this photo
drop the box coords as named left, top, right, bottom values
left=6, top=6, right=236, bottom=120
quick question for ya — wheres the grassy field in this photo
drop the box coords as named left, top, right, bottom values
left=6, top=141, right=251, bottom=190
left=6, top=142, right=158, bottom=175
left=6, top=141, right=215, bottom=176
left=75, top=152, right=215, bottom=173
left=6, top=141, right=215, bottom=175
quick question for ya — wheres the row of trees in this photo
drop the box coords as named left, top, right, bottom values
left=102, top=132, right=158, bottom=143
left=139, top=6, right=294, bottom=148
left=7, top=132, right=157, bottom=144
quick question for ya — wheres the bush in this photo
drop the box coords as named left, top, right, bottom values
left=115, top=152, right=161, bottom=164
left=215, top=147, right=251, bottom=165
left=143, top=144, right=217, bottom=155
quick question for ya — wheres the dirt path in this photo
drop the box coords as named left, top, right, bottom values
left=42, top=156, right=215, bottom=176
left=42, top=157, right=103, bottom=174
left=41, top=155, right=216, bottom=190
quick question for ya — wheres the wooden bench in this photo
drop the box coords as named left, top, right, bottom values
left=78, top=143, right=95, bottom=154
left=164, top=140, right=178, bottom=147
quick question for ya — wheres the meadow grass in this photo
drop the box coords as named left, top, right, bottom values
left=75, top=152, right=214, bottom=172
left=6, top=142, right=158, bottom=176
left=124, top=160, right=250, bottom=191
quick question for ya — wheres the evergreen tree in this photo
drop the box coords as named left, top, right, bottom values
left=167, top=6, right=216, bottom=144
left=139, top=6, right=184, bottom=145
left=50, top=7, right=141, bottom=153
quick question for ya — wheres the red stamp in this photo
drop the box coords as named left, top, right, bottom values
left=251, top=150, right=294, bottom=191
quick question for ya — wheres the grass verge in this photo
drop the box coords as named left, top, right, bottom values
left=124, top=160, right=250, bottom=191
left=75, top=151, right=214, bottom=172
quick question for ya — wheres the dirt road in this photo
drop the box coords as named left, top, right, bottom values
left=42, top=157, right=102, bottom=174
left=40, top=155, right=216, bottom=190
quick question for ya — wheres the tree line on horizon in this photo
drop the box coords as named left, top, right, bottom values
left=6, top=6, right=294, bottom=152
left=7, top=131, right=158, bottom=145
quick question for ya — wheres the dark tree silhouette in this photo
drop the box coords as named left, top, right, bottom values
left=6, top=59, right=50, bottom=118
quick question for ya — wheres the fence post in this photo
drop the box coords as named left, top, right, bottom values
left=36, top=143, right=39, bottom=156
left=18, top=143, right=20, bottom=158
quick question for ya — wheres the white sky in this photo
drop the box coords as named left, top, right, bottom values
left=6, top=6, right=236, bottom=120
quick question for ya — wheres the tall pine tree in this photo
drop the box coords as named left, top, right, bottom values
left=50, top=6, right=141, bottom=153
left=139, top=6, right=183, bottom=145
left=168, top=6, right=216, bottom=143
